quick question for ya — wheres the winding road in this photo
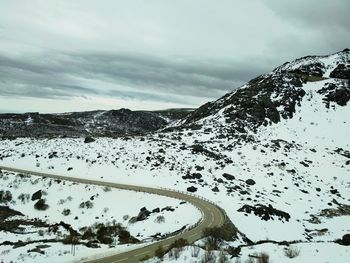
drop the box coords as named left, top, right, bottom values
left=0, top=166, right=226, bottom=263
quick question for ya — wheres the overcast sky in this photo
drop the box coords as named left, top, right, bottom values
left=0, top=0, right=349, bottom=113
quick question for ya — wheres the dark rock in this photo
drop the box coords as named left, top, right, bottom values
left=330, top=189, right=339, bottom=195
left=222, top=173, right=235, bottom=180
left=245, top=179, right=256, bottom=186
left=212, top=186, right=219, bottom=192
left=181, top=71, right=305, bottom=133
left=182, top=172, right=202, bottom=180
left=34, top=199, right=49, bottom=211
left=161, top=206, right=175, bottom=212
left=287, top=169, right=296, bottom=174
left=84, top=137, right=96, bottom=143
left=152, top=208, right=160, bottom=213
left=137, top=207, right=151, bottom=221
left=341, top=234, right=350, bottom=246
left=31, top=190, right=42, bottom=201
left=216, top=178, right=224, bottom=183
left=0, top=206, right=24, bottom=220
left=318, top=81, right=350, bottom=107
left=86, top=240, right=100, bottom=248
left=330, top=64, right=350, bottom=79
left=187, top=186, right=197, bottom=193
left=237, top=204, right=290, bottom=222
left=195, top=165, right=204, bottom=171
left=300, top=161, right=309, bottom=167
left=190, top=144, right=222, bottom=160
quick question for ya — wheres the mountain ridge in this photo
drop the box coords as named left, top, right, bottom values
left=172, top=48, right=350, bottom=134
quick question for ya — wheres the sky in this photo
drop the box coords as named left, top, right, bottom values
left=0, top=0, right=349, bottom=113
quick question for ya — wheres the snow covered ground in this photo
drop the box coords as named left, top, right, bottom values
left=143, top=242, right=350, bottom=263
left=0, top=170, right=201, bottom=263
left=1, top=52, right=349, bottom=262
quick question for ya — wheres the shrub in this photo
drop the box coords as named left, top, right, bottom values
left=245, top=253, right=270, bottom=263
left=258, top=253, right=270, bottom=263
left=139, top=255, right=150, bottom=262
left=169, top=238, right=189, bottom=250
left=191, top=246, right=201, bottom=257
left=38, top=229, right=45, bottom=236
left=34, top=199, right=49, bottom=211
left=245, top=258, right=255, bottom=263
left=79, top=200, right=94, bottom=209
left=103, top=186, right=112, bottom=192
left=62, top=208, right=71, bottom=216
left=118, top=229, right=139, bottom=244
left=0, top=190, right=12, bottom=203
left=172, top=247, right=182, bottom=260
left=284, top=246, right=300, bottom=258
left=201, top=250, right=215, bottom=263
left=63, top=234, right=80, bottom=245
left=155, top=215, right=165, bottom=223
left=96, top=225, right=114, bottom=244
left=81, top=227, right=96, bottom=240
left=18, top=193, right=30, bottom=204
left=218, top=250, right=229, bottom=263
left=202, top=227, right=226, bottom=250
left=155, top=245, right=165, bottom=259
left=202, top=224, right=236, bottom=242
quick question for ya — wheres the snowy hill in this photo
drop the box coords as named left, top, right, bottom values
left=0, top=50, right=349, bottom=262
left=176, top=49, right=350, bottom=135
left=0, top=108, right=193, bottom=137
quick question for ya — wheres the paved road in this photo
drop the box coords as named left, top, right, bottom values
left=0, top=166, right=226, bottom=263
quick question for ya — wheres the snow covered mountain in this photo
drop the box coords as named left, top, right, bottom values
left=175, top=48, right=350, bottom=135
left=0, top=50, right=349, bottom=262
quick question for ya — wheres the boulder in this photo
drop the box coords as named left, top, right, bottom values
left=152, top=208, right=160, bottom=213
left=245, top=179, right=256, bottom=186
left=161, top=206, right=175, bottom=212
left=137, top=207, right=151, bottom=221
left=31, top=190, right=42, bottom=201
left=86, top=240, right=100, bottom=248
left=212, top=186, right=219, bottom=192
left=342, top=234, right=350, bottom=246
left=84, top=137, right=95, bottom=143
left=187, top=186, right=197, bottom=193
left=222, top=173, right=235, bottom=180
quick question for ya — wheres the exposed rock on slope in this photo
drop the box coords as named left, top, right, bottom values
left=175, top=49, right=350, bottom=134
left=0, top=108, right=193, bottom=138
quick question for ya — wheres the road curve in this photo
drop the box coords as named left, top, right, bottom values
left=0, top=166, right=226, bottom=263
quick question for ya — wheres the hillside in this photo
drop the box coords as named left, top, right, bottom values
left=175, top=49, right=350, bottom=135
left=0, top=108, right=193, bottom=138
left=0, top=50, right=349, bottom=262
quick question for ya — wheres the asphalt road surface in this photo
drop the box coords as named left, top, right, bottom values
left=0, top=165, right=226, bottom=263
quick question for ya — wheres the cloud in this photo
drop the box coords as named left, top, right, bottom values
left=262, top=0, right=350, bottom=30
left=261, top=0, right=350, bottom=57
left=0, top=0, right=349, bottom=112
left=0, top=52, right=267, bottom=105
